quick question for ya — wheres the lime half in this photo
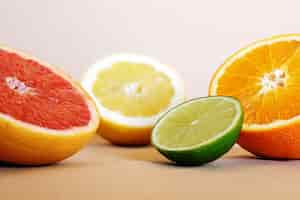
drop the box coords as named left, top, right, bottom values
left=151, top=96, right=243, bottom=165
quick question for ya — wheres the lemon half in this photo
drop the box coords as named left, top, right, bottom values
left=82, top=54, right=184, bottom=145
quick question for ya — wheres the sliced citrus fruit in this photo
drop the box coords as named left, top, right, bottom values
left=209, top=34, right=300, bottom=159
left=152, top=96, right=243, bottom=165
left=82, top=54, right=184, bottom=145
left=0, top=46, right=99, bottom=165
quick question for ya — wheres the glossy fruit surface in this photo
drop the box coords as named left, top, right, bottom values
left=209, top=34, right=300, bottom=159
left=82, top=54, right=184, bottom=145
left=0, top=47, right=99, bottom=165
left=152, top=96, right=243, bottom=165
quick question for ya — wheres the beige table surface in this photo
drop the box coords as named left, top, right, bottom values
left=1, top=137, right=300, bottom=200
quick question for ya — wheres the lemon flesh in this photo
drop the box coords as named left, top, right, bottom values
left=92, top=62, right=174, bottom=117
left=152, top=96, right=243, bottom=165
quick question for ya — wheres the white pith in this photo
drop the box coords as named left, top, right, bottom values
left=259, top=69, right=287, bottom=95
left=210, top=35, right=300, bottom=130
left=81, top=54, right=185, bottom=127
left=0, top=46, right=99, bottom=135
left=152, top=96, right=242, bottom=151
left=6, top=76, right=36, bottom=95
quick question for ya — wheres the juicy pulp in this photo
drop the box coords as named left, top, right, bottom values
left=0, top=49, right=91, bottom=130
left=92, top=61, right=174, bottom=117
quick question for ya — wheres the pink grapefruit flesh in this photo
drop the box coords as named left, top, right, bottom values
left=0, top=49, right=90, bottom=130
left=0, top=47, right=99, bottom=165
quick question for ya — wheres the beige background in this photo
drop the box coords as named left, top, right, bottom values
left=1, top=0, right=300, bottom=97
left=2, top=1, right=300, bottom=199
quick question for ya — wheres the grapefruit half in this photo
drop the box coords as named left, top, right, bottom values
left=0, top=46, right=99, bottom=165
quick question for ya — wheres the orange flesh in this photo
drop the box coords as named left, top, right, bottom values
left=215, top=40, right=300, bottom=125
left=0, top=49, right=90, bottom=130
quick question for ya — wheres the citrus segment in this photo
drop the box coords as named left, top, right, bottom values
left=92, top=61, right=174, bottom=117
left=0, top=47, right=100, bottom=165
left=82, top=54, right=184, bottom=145
left=0, top=49, right=91, bottom=130
left=209, top=34, right=300, bottom=159
left=152, top=96, right=243, bottom=165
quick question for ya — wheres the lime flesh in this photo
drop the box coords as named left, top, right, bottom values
left=152, top=96, right=243, bottom=165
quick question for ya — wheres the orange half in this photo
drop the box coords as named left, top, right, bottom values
left=209, top=34, right=300, bottom=159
